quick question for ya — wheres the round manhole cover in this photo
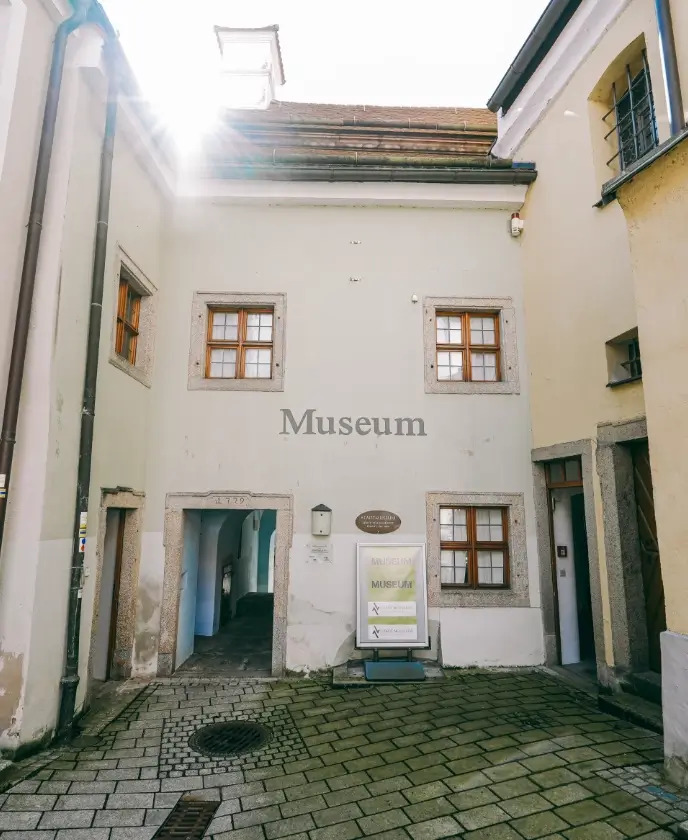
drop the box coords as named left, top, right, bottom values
left=189, top=721, right=272, bottom=757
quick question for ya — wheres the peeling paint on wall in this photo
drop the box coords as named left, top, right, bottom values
left=133, top=577, right=160, bottom=673
left=0, top=651, right=23, bottom=735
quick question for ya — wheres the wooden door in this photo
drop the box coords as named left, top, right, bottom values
left=630, top=441, right=666, bottom=672
left=106, top=510, right=126, bottom=680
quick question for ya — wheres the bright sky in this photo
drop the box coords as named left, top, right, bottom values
left=102, top=0, right=549, bottom=140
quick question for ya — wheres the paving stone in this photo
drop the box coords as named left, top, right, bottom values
left=264, top=813, right=315, bottom=838
left=39, top=812, right=95, bottom=829
left=522, top=755, right=567, bottom=773
left=561, top=822, right=625, bottom=839
left=312, top=802, right=364, bottom=827
left=490, top=777, right=539, bottom=799
left=2, top=794, right=58, bottom=811
left=406, top=815, right=462, bottom=839
left=596, top=790, right=645, bottom=813
left=449, top=786, right=499, bottom=810
left=241, top=790, right=286, bottom=810
left=500, top=792, right=553, bottom=818
left=457, top=803, right=510, bottom=831
left=68, top=784, right=116, bottom=795
left=580, top=778, right=618, bottom=796
left=309, top=821, right=362, bottom=840
left=462, top=824, right=523, bottom=839
left=403, top=796, right=455, bottom=823
left=483, top=763, right=529, bottom=782
left=106, top=794, right=154, bottom=809
left=637, top=805, right=674, bottom=826
left=160, top=777, right=203, bottom=792
left=93, top=809, right=146, bottom=827
left=404, top=781, right=452, bottom=804
left=54, top=830, right=111, bottom=840
left=445, top=771, right=492, bottom=792
left=358, top=807, right=411, bottom=835
left=324, top=785, right=370, bottom=807
left=531, top=769, right=581, bottom=789
left=366, top=777, right=412, bottom=796
left=0, top=812, right=42, bottom=830
left=110, top=828, right=158, bottom=840
left=215, top=827, right=265, bottom=840
left=555, top=799, right=613, bottom=825
left=232, top=804, right=282, bottom=828
left=510, top=811, right=569, bottom=838
left=542, top=783, right=593, bottom=807
left=606, top=810, right=658, bottom=837
left=55, top=795, right=107, bottom=811
left=279, top=794, right=327, bottom=818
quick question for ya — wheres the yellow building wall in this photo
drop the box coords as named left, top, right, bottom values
left=618, top=140, right=688, bottom=637
left=513, top=0, right=673, bottom=666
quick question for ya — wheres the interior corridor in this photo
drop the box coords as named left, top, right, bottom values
left=176, top=592, right=274, bottom=677
left=174, top=508, right=276, bottom=677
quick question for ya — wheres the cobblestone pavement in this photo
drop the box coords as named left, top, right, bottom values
left=2, top=670, right=687, bottom=840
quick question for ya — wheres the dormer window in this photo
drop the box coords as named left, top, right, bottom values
left=215, top=25, right=285, bottom=109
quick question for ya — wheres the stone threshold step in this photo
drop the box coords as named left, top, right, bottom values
left=598, top=690, right=663, bottom=734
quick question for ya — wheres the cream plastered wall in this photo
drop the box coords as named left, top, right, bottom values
left=507, top=0, right=671, bottom=667
left=134, top=200, right=544, bottom=675
left=0, top=13, right=168, bottom=749
left=0, top=0, right=96, bottom=753
left=618, top=140, right=688, bottom=637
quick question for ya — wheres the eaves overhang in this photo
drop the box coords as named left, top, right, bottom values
left=487, top=0, right=584, bottom=114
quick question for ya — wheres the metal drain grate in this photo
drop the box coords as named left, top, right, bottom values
left=189, top=721, right=272, bottom=757
left=153, top=798, right=219, bottom=840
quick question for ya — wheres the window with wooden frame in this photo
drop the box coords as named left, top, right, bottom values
left=115, top=269, right=142, bottom=365
left=439, top=506, right=509, bottom=588
left=206, top=308, right=274, bottom=379
left=545, top=458, right=583, bottom=488
left=435, top=311, right=501, bottom=382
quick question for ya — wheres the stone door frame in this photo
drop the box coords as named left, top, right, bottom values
left=596, top=416, right=652, bottom=676
left=157, top=491, right=293, bottom=678
left=87, top=488, right=145, bottom=697
left=531, top=441, right=610, bottom=685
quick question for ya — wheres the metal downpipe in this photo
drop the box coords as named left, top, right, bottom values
left=654, top=0, right=685, bottom=135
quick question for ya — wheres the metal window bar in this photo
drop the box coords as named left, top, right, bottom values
left=603, top=50, right=658, bottom=171
left=621, top=338, right=642, bottom=379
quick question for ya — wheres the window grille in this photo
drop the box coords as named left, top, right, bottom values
left=604, top=50, right=658, bottom=171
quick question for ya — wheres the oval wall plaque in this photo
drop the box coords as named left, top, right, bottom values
left=356, top=510, right=401, bottom=534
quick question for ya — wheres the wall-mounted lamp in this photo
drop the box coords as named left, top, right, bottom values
left=311, top=504, right=332, bottom=536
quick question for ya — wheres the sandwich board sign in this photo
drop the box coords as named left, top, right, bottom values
left=356, top=543, right=428, bottom=648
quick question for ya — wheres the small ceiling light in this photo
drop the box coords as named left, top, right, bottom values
left=311, top=504, right=332, bottom=536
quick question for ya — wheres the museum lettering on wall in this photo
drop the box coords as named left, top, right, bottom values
left=281, top=409, right=427, bottom=437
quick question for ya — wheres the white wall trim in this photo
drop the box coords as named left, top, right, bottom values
left=174, top=179, right=529, bottom=210
left=0, top=0, right=27, bottom=182
left=493, top=0, right=633, bottom=159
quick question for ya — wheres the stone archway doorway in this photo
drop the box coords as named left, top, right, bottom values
left=157, top=492, right=293, bottom=678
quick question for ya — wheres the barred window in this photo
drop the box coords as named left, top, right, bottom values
left=604, top=50, right=658, bottom=172
left=439, top=506, right=509, bottom=588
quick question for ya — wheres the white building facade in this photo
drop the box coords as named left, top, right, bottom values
left=0, top=0, right=542, bottom=755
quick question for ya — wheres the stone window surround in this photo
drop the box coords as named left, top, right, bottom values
left=426, top=492, right=529, bottom=608
left=108, top=246, right=158, bottom=388
left=157, top=491, right=293, bottom=678
left=423, top=296, right=520, bottom=395
left=531, top=440, right=613, bottom=688
left=188, top=292, right=286, bottom=392
left=86, top=489, right=145, bottom=698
